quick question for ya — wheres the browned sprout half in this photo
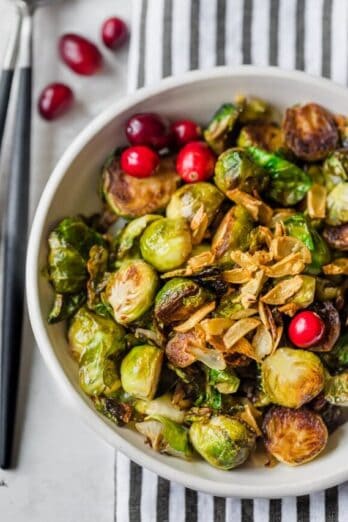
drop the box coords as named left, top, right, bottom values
left=263, top=406, right=328, bottom=466
left=309, top=301, right=341, bottom=352
left=237, top=122, right=283, bottom=152
left=102, top=155, right=179, bottom=218
left=283, top=103, right=339, bottom=161
left=323, top=223, right=348, bottom=251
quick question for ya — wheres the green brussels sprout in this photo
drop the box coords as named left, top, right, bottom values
left=50, top=217, right=105, bottom=259
left=208, top=368, right=240, bottom=394
left=215, top=291, right=248, bottom=320
left=120, top=344, right=163, bottom=400
left=166, top=182, right=224, bottom=226
left=154, top=277, right=208, bottom=324
left=204, top=103, right=240, bottom=154
left=212, top=205, right=254, bottom=261
left=68, top=307, right=126, bottom=362
left=136, top=415, right=192, bottom=459
left=79, top=351, right=122, bottom=397
left=261, top=347, right=325, bottom=408
left=105, top=260, right=158, bottom=324
left=323, top=150, right=348, bottom=192
left=102, top=154, right=179, bottom=218
left=237, top=123, right=283, bottom=152
left=189, top=415, right=255, bottom=470
left=321, top=333, right=348, bottom=371
left=48, top=292, right=86, bottom=324
left=324, top=371, right=348, bottom=406
left=246, top=146, right=312, bottom=205
left=238, top=96, right=270, bottom=123
left=140, top=218, right=192, bottom=272
left=214, top=149, right=269, bottom=195
left=135, top=394, right=185, bottom=423
left=117, top=214, right=162, bottom=260
left=326, top=183, right=348, bottom=225
left=285, top=214, right=331, bottom=274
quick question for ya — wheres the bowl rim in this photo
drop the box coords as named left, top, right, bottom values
left=26, top=65, right=348, bottom=498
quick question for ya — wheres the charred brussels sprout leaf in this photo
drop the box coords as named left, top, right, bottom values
left=204, top=103, right=240, bottom=154
left=323, top=150, right=348, bottom=192
left=237, top=123, right=283, bottom=152
left=166, top=182, right=224, bottom=226
left=120, top=344, right=163, bottom=400
left=189, top=415, right=255, bottom=470
left=117, top=214, right=162, bottom=260
left=208, top=368, right=240, bottom=394
left=86, top=245, right=110, bottom=315
left=261, top=347, right=325, bottom=408
left=214, top=149, right=269, bottom=195
left=324, top=371, right=348, bottom=406
left=105, top=260, right=158, bottom=324
left=326, top=183, right=348, bottom=226
left=94, top=396, right=133, bottom=426
left=282, top=103, right=338, bottom=161
left=102, top=154, right=179, bottom=218
left=140, top=218, right=192, bottom=272
left=322, top=333, right=348, bottom=371
left=136, top=415, right=193, bottom=459
left=212, top=205, right=254, bottom=261
left=263, top=406, right=328, bottom=465
left=246, top=146, right=312, bottom=206
left=155, top=278, right=208, bottom=324
left=48, top=292, right=86, bottom=324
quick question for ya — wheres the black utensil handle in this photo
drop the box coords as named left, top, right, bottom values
left=0, top=66, right=32, bottom=469
left=0, top=70, right=14, bottom=151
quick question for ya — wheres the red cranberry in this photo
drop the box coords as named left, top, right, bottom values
left=288, top=310, right=325, bottom=348
left=176, top=141, right=216, bottom=183
left=101, top=17, right=128, bottom=50
left=125, top=113, right=171, bottom=149
left=38, top=83, right=74, bottom=120
left=171, top=119, right=201, bottom=146
left=121, top=146, right=160, bottom=178
left=59, top=34, right=102, bottom=75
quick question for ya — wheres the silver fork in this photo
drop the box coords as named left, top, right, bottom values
left=0, top=0, right=35, bottom=469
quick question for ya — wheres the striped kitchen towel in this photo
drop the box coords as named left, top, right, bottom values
left=115, top=1, right=348, bottom=521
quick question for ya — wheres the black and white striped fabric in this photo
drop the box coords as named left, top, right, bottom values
left=115, top=1, right=348, bottom=520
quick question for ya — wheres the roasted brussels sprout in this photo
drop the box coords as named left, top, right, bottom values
left=211, top=205, right=254, bottom=261
left=105, top=260, right=158, bottom=324
left=322, top=333, right=348, bottom=371
left=309, top=301, right=341, bottom=352
left=79, top=351, right=122, bottom=397
left=237, top=123, right=283, bottom=152
left=323, top=150, right=348, bottom=192
left=140, top=218, right=192, bottom=272
left=189, top=415, right=255, bottom=470
left=154, top=278, right=208, bottom=324
left=117, top=214, right=162, bottom=260
left=102, top=154, right=179, bottom=218
left=166, top=182, right=224, bottom=226
left=285, top=214, right=331, bottom=274
left=261, top=347, right=325, bottom=408
left=282, top=103, right=338, bottom=161
left=214, top=149, right=269, bottom=195
left=263, top=406, right=328, bottom=465
left=324, top=371, right=348, bottom=406
left=136, top=415, right=192, bottom=459
left=48, top=292, right=86, bottom=324
left=208, top=368, right=240, bottom=394
left=204, top=103, right=240, bottom=154
left=120, top=344, right=163, bottom=400
left=323, top=224, right=348, bottom=251
left=135, top=394, right=185, bottom=423
left=246, top=146, right=312, bottom=206
left=326, top=183, right=348, bottom=225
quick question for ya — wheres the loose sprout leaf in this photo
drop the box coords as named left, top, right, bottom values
left=48, top=292, right=86, bottom=324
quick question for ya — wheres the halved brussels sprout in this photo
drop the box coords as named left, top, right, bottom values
left=324, top=371, right=348, bottom=406
left=117, top=214, right=162, bottom=260
left=204, top=103, right=240, bottom=154
left=120, top=344, right=163, bottom=400
left=282, top=103, right=338, bottom=161
left=323, top=224, right=348, bottom=251
left=246, top=146, right=312, bottom=206
left=214, top=149, right=269, bottom=195
left=208, top=368, right=240, bottom=394
left=323, top=150, right=348, bottom=192
left=261, top=347, right=325, bottom=408
left=140, top=218, right=192, bottom=272
left=309, top=301, right=340, bottom=352
left=263, top=406, right=328, bottom=465
left=136, top=415, right=192, bottom=459
left=135, top=394, right=185, bottom=423
left=212, top=206, right=254, bottom=262
left=68, top=307, right=125, bottom=362
left=326, top=183, right=348, bottom=226
left=102, top=155, right=179, bottom=218
left=237, top=123, right=283, bottom=152
left=166, top=182, right=224, bottom=226
left=79, top=351, right=121, bottom=397
left=322, top=333, right=348, bottom=371
left=154, top=278, right=208, bottom=324
left=189, top=415, right=255, bottom=470
left=105, top=260, right=158, bottom=324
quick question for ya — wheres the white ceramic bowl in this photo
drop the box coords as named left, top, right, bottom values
left=26, top=66, right=348, bottom=498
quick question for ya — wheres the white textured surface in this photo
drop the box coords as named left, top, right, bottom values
left=0, top=1, right=131, bottom=520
